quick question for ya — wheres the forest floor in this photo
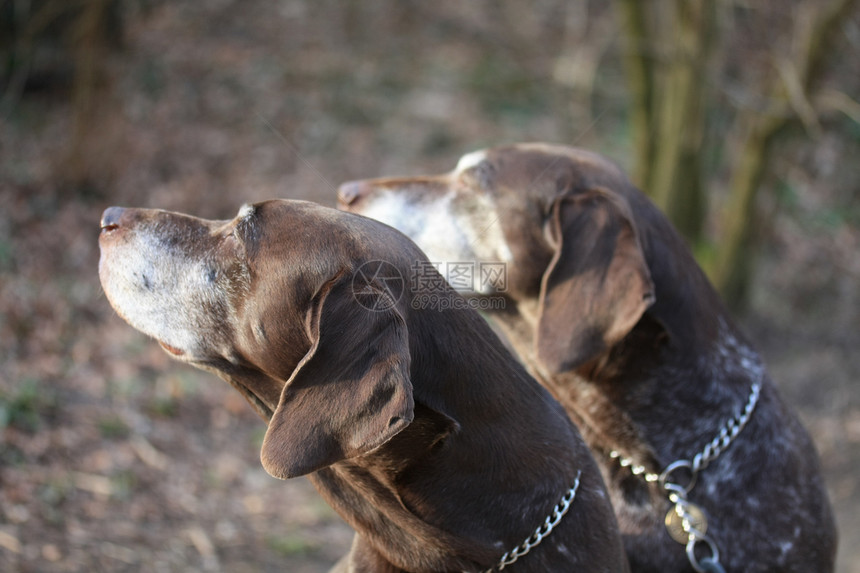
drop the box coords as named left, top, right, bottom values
left=1, top=1, right=859, bottom=571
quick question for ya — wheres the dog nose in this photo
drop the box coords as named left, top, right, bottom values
left=100, top=206, right=125, bottom=231
left=337, top=181, right=370, bottom=207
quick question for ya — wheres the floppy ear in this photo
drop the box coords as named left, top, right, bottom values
left=260, top=275, right=414, bottom=479
left=536, top=189, right=655, bottom=375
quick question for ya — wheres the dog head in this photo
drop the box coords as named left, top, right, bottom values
left=99, top=200, right=415, bottom=479
left=339, top=143, right=656, bottom=374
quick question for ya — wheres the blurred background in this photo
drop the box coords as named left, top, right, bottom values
left=1, top=1, right=858, bottom=571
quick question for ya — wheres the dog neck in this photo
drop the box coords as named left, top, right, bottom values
left=489, top=301, right=760, bottom=518
left=487, top=305, right=651, bottom=461
left=307, top=305, right=595, bottom=572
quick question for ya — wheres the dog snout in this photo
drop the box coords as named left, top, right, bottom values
left=100, top=206, right=126, bottom=232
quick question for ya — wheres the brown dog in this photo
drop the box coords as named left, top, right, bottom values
left=339, top=143, right=837, bottom=572
left=98, top=199, right=629, bottom=573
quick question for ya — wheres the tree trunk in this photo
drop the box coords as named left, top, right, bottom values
left=708, top=0, right=858, bottom=307
left=615, top=0, right=858, bottom=308
left=649, top=0, right=715, bottom=244
left=615, top=0, right=655, bottom=189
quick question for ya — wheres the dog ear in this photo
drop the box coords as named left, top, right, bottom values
left=260, top=274, right=414, bottom=479
left=536, top=189, right=655, bottom=375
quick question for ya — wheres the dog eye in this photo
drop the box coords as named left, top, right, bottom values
left=470, top=160, right=488, bottom=175
left=460, top=161, right=493, bottom=191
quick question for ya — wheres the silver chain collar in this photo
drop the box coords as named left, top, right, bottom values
left=470, top=470, right=582, bottom=573
left=609, top=380, right=762, bottom=573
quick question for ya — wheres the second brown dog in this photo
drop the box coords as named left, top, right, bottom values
left=340, top=143, right=837, bottom=572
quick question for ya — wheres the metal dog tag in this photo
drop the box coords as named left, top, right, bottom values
left=665, top=503, right=708, bottom=544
